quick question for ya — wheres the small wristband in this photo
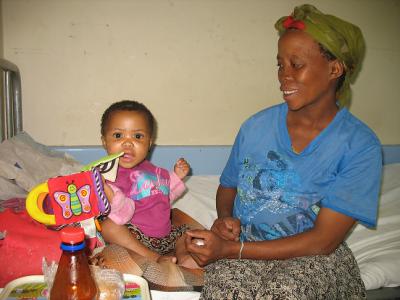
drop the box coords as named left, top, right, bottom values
left=238, top=241, right=244, bottom=259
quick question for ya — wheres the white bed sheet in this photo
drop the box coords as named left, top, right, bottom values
left=346, top=163, right=400, bottom=290
left=173, top=163, right=400, bottom=292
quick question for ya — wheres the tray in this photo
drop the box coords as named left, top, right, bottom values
left=0, top=274, right=150, bottom=300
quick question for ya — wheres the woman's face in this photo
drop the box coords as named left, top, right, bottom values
left=277, top=30, right=340, bottom=111
left=101, top=110, right=152, bottom=169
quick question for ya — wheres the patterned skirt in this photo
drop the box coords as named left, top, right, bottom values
left=200, top=243, right=366, bottom=300
left=126, top=223, right=189, bottom=255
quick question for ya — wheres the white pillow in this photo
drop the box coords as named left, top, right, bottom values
left=173, top=176, right=219, bottom=229
left=347, top=163, right=400, bottom=290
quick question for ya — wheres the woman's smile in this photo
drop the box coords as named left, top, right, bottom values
left=282, top=89, right=298, bottom=96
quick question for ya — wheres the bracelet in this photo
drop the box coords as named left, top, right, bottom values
left=238, top=241, right=244, bottom=259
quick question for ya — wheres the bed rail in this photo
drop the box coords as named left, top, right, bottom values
left=0, top=59, right=23, bottom=142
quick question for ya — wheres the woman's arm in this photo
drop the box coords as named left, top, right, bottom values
left=216, top=184, right=237, bottom=218
left=211, top=185, right=241, bottom=241
left=186, top=207, right=355, bottom=266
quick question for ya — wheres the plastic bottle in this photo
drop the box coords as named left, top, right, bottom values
left=50, top=227, right=98, bottom=300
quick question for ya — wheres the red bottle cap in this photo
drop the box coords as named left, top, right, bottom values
left=60, top=227, right=85, bottom=244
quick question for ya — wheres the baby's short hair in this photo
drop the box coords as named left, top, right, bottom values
left=101, top=100, right=156, bottom=137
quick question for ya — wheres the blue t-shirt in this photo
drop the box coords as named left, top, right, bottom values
left=220, top=103, right=382, bottom=242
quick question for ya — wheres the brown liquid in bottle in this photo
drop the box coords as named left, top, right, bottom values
left=50, top=227, right=98, bottom=300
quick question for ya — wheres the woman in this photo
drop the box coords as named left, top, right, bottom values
left=185, top=4, right=382, bottom=299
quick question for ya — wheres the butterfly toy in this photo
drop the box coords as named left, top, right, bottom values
left=26, top=152, right=122, bottom=227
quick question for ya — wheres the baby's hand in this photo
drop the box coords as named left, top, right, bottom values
left=174, top=158, right=190, bottom=180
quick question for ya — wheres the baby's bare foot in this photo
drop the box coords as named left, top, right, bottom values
left=177, top=254, right=201, bottom=269
left=157, top=255, right=177, bottom=264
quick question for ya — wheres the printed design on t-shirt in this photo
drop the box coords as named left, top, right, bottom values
left=129, top=170, right=170, bottom=200
left=236, top=150, right=321, bottom=241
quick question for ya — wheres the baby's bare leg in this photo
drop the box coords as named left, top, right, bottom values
left=175, top=233, right=201, bottom=269
left=100, top=218, right=160, bottom=261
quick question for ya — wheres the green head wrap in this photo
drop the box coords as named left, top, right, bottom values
left=275, top=4, right=365, bottom=107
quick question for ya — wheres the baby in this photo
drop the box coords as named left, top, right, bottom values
left=100, top=100, right=197, bottom=268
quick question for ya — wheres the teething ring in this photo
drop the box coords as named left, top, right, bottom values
left=26, top=182, right=56, bottom=225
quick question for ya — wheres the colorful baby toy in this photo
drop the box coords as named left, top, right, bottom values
left=26, top=152, right=123, bottom=245
left=26, top=168, right=106, bottom=226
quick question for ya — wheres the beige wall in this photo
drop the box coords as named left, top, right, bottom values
left=0, top=0, right=4, bottom=57
left=0, top=1, right=3, bottom=58
left=2, top=0, right=399, bottom=146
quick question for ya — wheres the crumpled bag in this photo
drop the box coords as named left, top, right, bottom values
left=0, top=132, right=82, bottom=200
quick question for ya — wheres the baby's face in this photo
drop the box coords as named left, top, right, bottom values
left=101, top=110, right=152, bottom=169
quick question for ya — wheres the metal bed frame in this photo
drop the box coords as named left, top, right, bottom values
left=0, top=58, right=23, bottom=142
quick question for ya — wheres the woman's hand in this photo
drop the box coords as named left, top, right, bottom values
left=211, top=217, right=241, bottom=241
left=185, top=229, right=236, bottom=267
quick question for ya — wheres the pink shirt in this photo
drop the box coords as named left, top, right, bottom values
left=107, top=160, right=186, bottom=238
